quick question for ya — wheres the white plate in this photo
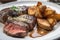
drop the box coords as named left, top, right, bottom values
left=0, top=1, right=60, bottom=40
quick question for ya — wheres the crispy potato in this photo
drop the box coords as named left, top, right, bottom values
left=37, top=18, right=53, bottom=31
left=28, top=6, right=42, bottom=18
left=44, top=7, right=56, bottom=17
left=37, top=5, right=47, bottom=14
left=47, top=14, right=60, bottom=21
left=28, top=6, right=36, bottom=16
left=47, top=17, right=57, bottom=27
left=37, top=28, right=49, bottom=36
left=37, top=2, right=42, bottom=7
left=53, top=14, right=60, bottom=21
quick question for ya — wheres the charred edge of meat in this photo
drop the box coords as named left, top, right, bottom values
left=3, top=30, right=27, bottom=38
left=0, top=8, right=10, bottom=23
left=7, top=10, right=19, bottom=17
left=0, top=11, right=8, bottom=23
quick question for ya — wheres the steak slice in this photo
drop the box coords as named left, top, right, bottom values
left=9, top=14, right=36, bottom=31
left=3, top=21, right=29, bottom=38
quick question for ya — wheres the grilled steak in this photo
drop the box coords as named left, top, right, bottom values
left=8, top=14, right=36, bottom=31
left=0, top=6, right=28, bottom=23
left=3, top=14, right=36, bottom=38
left=0, top=8, right=10, bottom=23
left=4, top=21, right=29, bottom=38
left=0, top=6, right=36, bottom=38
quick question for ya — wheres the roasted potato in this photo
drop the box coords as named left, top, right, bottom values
left=40, top=5, right=47, bottom=13
left=28, top=6, right=42, bottom=18
left=28, top=6, right=36, bottom=16
left=44, top=7, right=56, bottom=17
left=47, top=14, right=60, bottom=21
left=47, top=17, right=57, bottom=27
left=37, top=2, right=46, bottom=13
left=37, top=2, right=42, bottom=7
left=37, top=18, right=53, bottom=31
left=53, top=14, right=60, bottom=21
left=37, top=28, right=49, bottom=36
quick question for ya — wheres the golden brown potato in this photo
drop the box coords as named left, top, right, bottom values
left=37, top=18, right=53, bottom=31
left=28, top=6, right=42, bottom=18
left=37, top=28, right=49, bottom=36
left=37, top=5, right=47, bottom=14
left=47, top=17, right=57, bottom=27
left=53, top=14, right=60, bottom=21
left=44, top=7, right=56, bottom=17
left=28, top=6, right=36, bottom=16
left=37, top=2, right=42, bottom=6
left=46, top=14, right=60, bottom=21
left=37, top=2, right=47, bottom=14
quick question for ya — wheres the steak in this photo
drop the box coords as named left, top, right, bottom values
left=2, top=8, right=36, bottom=38
left=0, top=8, right=10, bottom=23
left=0, top=6, right=28, bottom=23
left=10, top=14, right=36, bottom=31
left=3, top=14, right=36, bottom=38
left=4, top=21, right=29, bottom=38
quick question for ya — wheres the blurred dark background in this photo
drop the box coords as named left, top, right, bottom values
left=49, top=0, right=60, bottom=2
left=0, top=0, right=17, bottom=3
left=49, top=0, right=60, bottom=5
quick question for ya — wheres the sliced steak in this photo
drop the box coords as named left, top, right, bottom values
left=0, top=6, right=28, bottom=23
left=4, top=21, right=29, bottom=38
left=10, top=14, right=36, bottom=31
left=0, top=8, right=10, bottom=23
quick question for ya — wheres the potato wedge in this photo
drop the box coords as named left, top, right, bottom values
left=44, top=7, right=56, bottom=17
left=37, top=28, right=49, bottom=36
left=46, top=14, right=60, bottom=21
left=37, top=18, right=53, bottom=31
left=28, top=6, right=42, bottom=18
left=28, top=6, right=36, bottom=16
left=47, top=17, right=57, bottom=27
left=37, top=5, right=47, bottom=14
left=53, top=14, right=60, bottom=21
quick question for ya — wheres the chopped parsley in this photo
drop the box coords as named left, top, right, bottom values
left=11, top=6, right=19, bottom=12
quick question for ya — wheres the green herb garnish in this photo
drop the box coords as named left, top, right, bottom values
left=11, top=6, right=19, bottom=11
